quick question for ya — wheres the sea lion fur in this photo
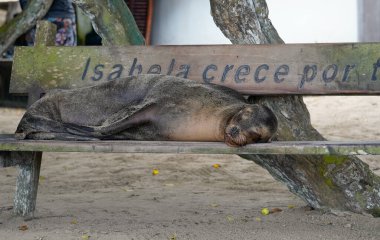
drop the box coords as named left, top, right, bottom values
left=15, top=75, right=278, bottom=146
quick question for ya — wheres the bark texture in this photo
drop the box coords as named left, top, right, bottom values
left=73, top=0, right=145, bottom=46
left=0, top=0, right=54, bottom=55
left=210, top=0, right=380, bottom=217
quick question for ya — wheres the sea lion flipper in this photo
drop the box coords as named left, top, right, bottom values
left=15, top=113, right=99, bottom=140
left=95, top=102, right=158, bottom=135
left=63, top=123, right=97, bottom=136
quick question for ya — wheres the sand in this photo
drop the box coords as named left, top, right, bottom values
left=0, top=96, right=379, bottom=240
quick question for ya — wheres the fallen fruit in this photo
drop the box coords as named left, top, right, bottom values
left=270, top=208, right=283, bottom=213
left=261, top=208, right=270, bottom=215
left=212, top=164, right=221, bottom=168
left=152, top=169, right=159, bottom=175
left=18, top=224, right=28, bottom=231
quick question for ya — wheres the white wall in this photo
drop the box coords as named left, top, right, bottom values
left=151, top=0, right=358, bottom=45
left=357, top=0, right=380, bottom=42
left=267, top=0, right=358, bottom=43
left=151, top=0, right=230, bottom=45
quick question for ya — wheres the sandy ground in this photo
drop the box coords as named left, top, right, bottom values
left=0, top=96, right=379, bottom=240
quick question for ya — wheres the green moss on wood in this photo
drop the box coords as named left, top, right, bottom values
left=318, top=155, right=348, bottom=188
left=320, top=44, right=380, bottom=87
left=323, top=155, right=347, bottom=165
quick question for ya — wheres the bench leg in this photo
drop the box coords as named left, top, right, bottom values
left=0, top=151, right=11, bottom=167
left=13, top=151, right=42, bottom=217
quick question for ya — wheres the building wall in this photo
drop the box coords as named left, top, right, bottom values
left=357, top=0, right=380, bottom=42
left=267, top=0, right=357, bottom=43
left=151, top=0, right=358, bottom=45
left=151, top=0, right=230, bottom=45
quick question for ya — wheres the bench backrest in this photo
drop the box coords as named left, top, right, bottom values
left=9, top=21, right=380, bottom=97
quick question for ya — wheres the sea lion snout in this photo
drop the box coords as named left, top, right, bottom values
left=229, top=126, right=240, bottom=138
left=224, top=105, right=278, bottom=147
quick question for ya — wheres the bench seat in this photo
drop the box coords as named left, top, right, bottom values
left=4, top=21, right=380, bottom=217
left=1, top=134, right=380, bottom=156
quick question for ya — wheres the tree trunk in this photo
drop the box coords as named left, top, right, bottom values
left=0, top=0, right=54, bottom=55
left=72, top=0, right=145, bottom=46
left=210, top=0, right=380, bottom=217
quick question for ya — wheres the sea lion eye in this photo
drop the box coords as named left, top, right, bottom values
left=247, top=130, right=261, bottom=142
left=257, top=137, right=269, bottom=143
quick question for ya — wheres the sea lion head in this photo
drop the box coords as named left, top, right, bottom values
left=224, top=105, right=278, bottom=147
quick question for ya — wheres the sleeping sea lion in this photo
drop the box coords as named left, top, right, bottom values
left=15, top=75, right=278, bottom=147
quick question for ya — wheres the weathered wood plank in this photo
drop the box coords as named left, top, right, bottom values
left=27, top=21, right=57, bottom=107
left=0, top=135, right=380, bottom=155
left=12, top=21, right=53, bottom=217
left=10, top=43, right=380, bottom=95
left=34, top=21, right=57, bottom=47
left=13, top=151, right=42, bottom=216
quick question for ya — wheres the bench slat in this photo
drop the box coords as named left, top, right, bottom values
left=1, top=135, right=379, bottom=156
left=10, top=43, right=380, bottom=95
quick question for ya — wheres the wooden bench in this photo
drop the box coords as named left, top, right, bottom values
left=2, top=21, right=380, bottom=216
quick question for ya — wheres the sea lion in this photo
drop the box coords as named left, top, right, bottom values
left=15, top=75, right=278, bottom=146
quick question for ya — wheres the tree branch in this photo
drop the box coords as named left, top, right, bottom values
left=0, top=0, right=54, bottom=55
left=210, top=0, right=380, bottom=216
left=73, top=0, right=145, bottom=46
left=210, top=0, right=282, bottom=44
